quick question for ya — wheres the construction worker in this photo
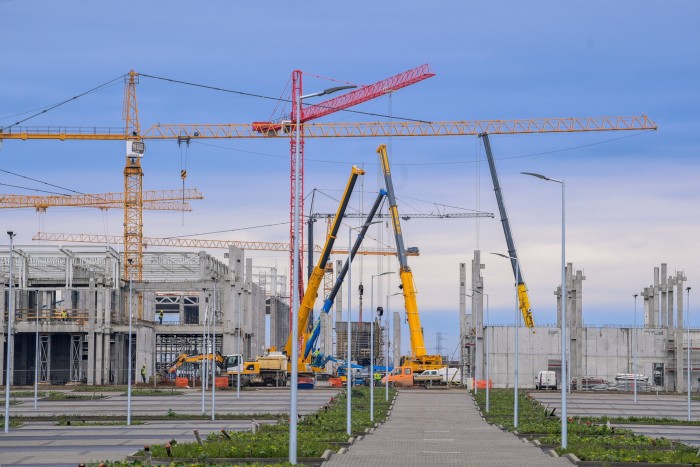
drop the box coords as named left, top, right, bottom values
left=374, top=372, right=382, bottom=386
left=158, top=309, right=164, bottom=324
left=140, top=363, right=147, bottom=383
left=60, top=308, right=67, bottom=321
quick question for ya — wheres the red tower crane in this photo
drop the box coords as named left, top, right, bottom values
left=254, top=64, right=435, bottom=297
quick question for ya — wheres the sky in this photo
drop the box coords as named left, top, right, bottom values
left=1, top=1, right=699, bottom=357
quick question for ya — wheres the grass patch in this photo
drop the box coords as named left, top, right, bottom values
left=10, top=391, right=50, bottom=397
left=70, top=385, right=121, bottom=392
left=474, top=389, right=700, bottom=464
left=44, top=392, right=107, bottom=400
left=128, top=387, right=396, bottom=461
left=127, top=389, right=183, bottom=396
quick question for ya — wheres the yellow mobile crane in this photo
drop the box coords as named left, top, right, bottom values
left=377, top=144, right=443, bottom=373
left=283, top=166, right=365, bottom=375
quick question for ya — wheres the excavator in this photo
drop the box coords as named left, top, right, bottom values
left=166, top=352, right=226, bottom=375
left=377, top=144, right=444, bottom=374
left=283, top=165, right=365, bottom=376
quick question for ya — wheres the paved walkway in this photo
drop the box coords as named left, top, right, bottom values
left=324, top=389, right=571, bottom=466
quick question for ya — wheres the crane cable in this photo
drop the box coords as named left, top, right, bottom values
left=178, top=136, right=190, bottom=225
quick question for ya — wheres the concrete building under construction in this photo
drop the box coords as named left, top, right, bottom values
left=0, top=244, right=388, bottom=386
left=0, top=245, right=295, bottom=386
left=461, top=251, right=699, bottom=393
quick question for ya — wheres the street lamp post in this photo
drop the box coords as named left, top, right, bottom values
left=4, top=231, right=16, bottom=433
left=211, top=278, right=217, bottom=421
left=34, top=298, right=46, bottom=411
left=346, top=225, right=353, bottom=436
left=522, top=171, right=566, bottom=448
left=290, top=84, right=354, bottom=464
left=127, top=258, right=134, bottom=426
left=633, top=294, right=638, bottom=404
left=237, top=291, right=242, bottom=399
left=471, top=289, right=490, bottom=413
left=687, top=287, right=692, bottom=421
left=387, top=292, right=402, bottom=401
left=201, top=291, right=208, bottom=413
left=371, top=272, right=394, bottom=422
left=491, top=252, right=520, bottom=429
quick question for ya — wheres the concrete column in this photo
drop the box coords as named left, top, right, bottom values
left=668, top=277, right=676, bottom=329
left=270, top=268, right=278, bottom=350
left=674, top=270, right=687, bottom=394
left=643, top=287, right=652, bottom=327
left=677, top=271, right=687, bottom=330
left=652, top=267, right=660, bottom=326
left=661, top=264, right=668, bottom=328
left=334, top=260, right=343, bottom=359
left=393, top=311, right=401, bottom=369
left=459, top=263, right=467, bottom=383
left=0, top=281, right=5, bottom=382
left=555, top=285, right=562, bottom=327
left=471, top=251, right=485, bottom=384
left=87, top=277, right=96, bottom=385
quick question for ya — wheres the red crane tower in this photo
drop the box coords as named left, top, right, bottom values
left=254, top=64, right=435, bottom=297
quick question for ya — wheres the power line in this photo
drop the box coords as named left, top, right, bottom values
left=0, top=75, right=124, bottom=131
left=0, top=168, right=84, bottom=195
left=163, top=221, right=290, bottom=239
left=139, top=73, right=429, bottom=123
left=0, top=182, right=73, bottom=196
left=194, top=130, right=653, bottom=168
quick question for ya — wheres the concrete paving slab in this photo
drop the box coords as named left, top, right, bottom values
left=531, top=392, right=700, bottom=420
left=0, top=388, right=339, bottom=466
left=323, top=389, right=572, bottom=466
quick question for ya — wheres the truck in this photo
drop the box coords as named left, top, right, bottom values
left=382, top=366, right=461, bottom=388
left=535, top=370, right=557, bottom=390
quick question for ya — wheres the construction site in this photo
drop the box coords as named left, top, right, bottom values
left=0, top=59, right=696, bottom=396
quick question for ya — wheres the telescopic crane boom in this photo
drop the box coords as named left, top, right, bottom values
left=480, top=133, right=535, bottom=328
left=303, top=188, right=387, bottom=360
left=378, top=144, right=442, bottom=371
left=283, top=166, right=365, bottom=367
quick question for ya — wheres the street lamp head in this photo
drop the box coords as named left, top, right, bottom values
left=351, top=221, right=381, bottom=232
left=7, top=231, right=14, bottom=238
left=522, top=171, right=563, bottom=184
left=373, top=271, right=395, bottom=279
left=301, top=85, right=357, bottom=100
left=490, top=252, right=513, bottom=260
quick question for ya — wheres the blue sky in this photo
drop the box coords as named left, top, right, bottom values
left=1, top=1, right=699, bottom=355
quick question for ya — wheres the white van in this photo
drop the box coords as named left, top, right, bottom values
left=535, top=371, right=557, bottom=390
